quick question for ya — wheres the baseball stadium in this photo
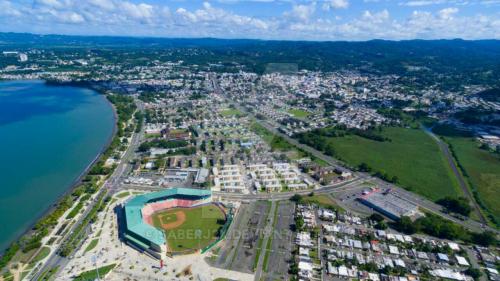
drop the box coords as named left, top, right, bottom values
left=122, top=188, right=231, bottom=259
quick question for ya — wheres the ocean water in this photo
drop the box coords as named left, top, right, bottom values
left=0, top=80, right=114, bottom=251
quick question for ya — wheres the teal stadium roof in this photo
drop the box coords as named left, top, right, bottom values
left=124, top=188, right=212, bottom=247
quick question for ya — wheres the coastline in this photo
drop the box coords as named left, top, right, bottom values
left=0, top=79, right=119, bottom=255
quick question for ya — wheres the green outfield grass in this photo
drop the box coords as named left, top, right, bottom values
left=288, top=109, right=310, bottom=118
left=444, top=137, right=500, bottom=225
left=315, top=127, right=462, bottom=200
left=152, top=204, right=226, bottom=253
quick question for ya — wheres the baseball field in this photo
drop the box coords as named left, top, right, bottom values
left=151, top=204, right=227, bottom=253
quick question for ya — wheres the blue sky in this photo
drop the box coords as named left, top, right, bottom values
left=0, top=0, right=499, bottom=40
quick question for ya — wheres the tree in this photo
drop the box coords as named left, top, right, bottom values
left=311, top=226, right=320, bottom=238
left=359, top=262, right=378, bottom=273
left=369, top=213, right=384, bottom=222
left=290, top=194, right=303, bottom=203
left=358, top=162, right=371, bottom=172
left=436, top=197, right=471, bottom=216
left=479, top=143, right=489, bottom=150
left=295, top=216, right=305, bottom=231
left=391, top=176, right=399, bottom=184
left=395, top=216, right=418, bottom=234
left=375, top=221, right=388, bottom=230
left=464, top=267, right=482, bottom=280
left=471, top=231, right=497, bottom=247
left=289, top=262, right=298, bottom=275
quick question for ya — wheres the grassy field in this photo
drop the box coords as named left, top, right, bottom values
left=66, top=201, right=84, bottom=219
left=28, top=247, right=50, bottom=267
left=145, top=133, right=161, bottom=139
left=443, top=137, right=500, bottom=225
left=115, top=191, right=130, bottom=198
left=288, top=109, right=310, bottom=118
left=220, top=108, right=243, bottom=117
left=152, top=204, right=226, bottom=253
left=84, top=239, right=99, bottom=254
left=250, top=122, right=327, bottom=166
left=315, top=127, right=463, bottom=200
left=263, top=202, right=279, bottom=272
left=37, top=266, right=59, bottom=281
left=301, top=194, right=345, bottom=212
left=74, top=264, right=116, bottom=281
left=251, top=122, right=293, bottom=152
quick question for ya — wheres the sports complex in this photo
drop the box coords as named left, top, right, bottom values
left=122, top=188, right=231, bottom=259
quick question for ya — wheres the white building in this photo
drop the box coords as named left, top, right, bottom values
left=213, top=165, right=247, bottom=193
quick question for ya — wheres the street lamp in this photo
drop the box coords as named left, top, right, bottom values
left=91, top=254, right=100, bottom=281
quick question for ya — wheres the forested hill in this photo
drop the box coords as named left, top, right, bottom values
left=1, top=32, right=499, bottom=88
left=476, top=89, right=500, bottom=102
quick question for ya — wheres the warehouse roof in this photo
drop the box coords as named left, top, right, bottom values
left=359, top=189, right=418, bottom=219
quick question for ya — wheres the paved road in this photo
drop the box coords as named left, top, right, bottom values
left=121, top=177, right=363, bottom=200
left=210, top=75, right=498, bottom=235
left=422, top=126, right=487, bottom=224
left=107, top=99, right=145, bottom=192
left=31, top=99, right=144, bottom=281
left=464, top=247, right=488, bottom=281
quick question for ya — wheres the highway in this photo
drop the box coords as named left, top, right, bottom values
left=255, top=112, right=497, bottom=233
left=121, top=176, right=363, bottom=199
left=121, top=175, right=495, bottom=234
left=210, top=74, right=498, bottom=235
left=30, top=80, right=497, bottom=280
left=422, top=125, right=487, bottom=224
left=30, top=99, right=145, bottom=281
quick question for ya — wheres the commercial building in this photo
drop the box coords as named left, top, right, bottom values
left=358, top=189, right=419, bottom=220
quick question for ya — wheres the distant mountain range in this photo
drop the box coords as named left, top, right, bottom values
left=0, top=32, right=499, bottom=88
left=1, top=32, right=499, bottom=50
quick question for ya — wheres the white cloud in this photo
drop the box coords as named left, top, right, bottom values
left=400, top=0, right=445, bottom=6
left=0, top=0, right=21, bottom=17
left=323, top=0, right=349, bottom=10
left=119, top=2, right=154, bottom=22
left=176, top=7, right=197, bottom=22
left=59, top=11, right=85, bottom=23
left=34, top=0, right=65, bottom=8
left=285, top=3, right=316, bottom=22
left=362, top=9, right=390, bottom=23
left=176, top=1, right=269, bottom=31
left=87, top=0, right=115, bottom=10
left=399, top=0, right=469, bottom=6
left=0, top=0, right=497, bottom=40
left=438, top=7, right=459, bottom=19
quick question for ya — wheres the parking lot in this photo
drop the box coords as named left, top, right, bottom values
left=262, top=200, right=296, bottom=281
left=212, top=200, right=272, bottom=273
